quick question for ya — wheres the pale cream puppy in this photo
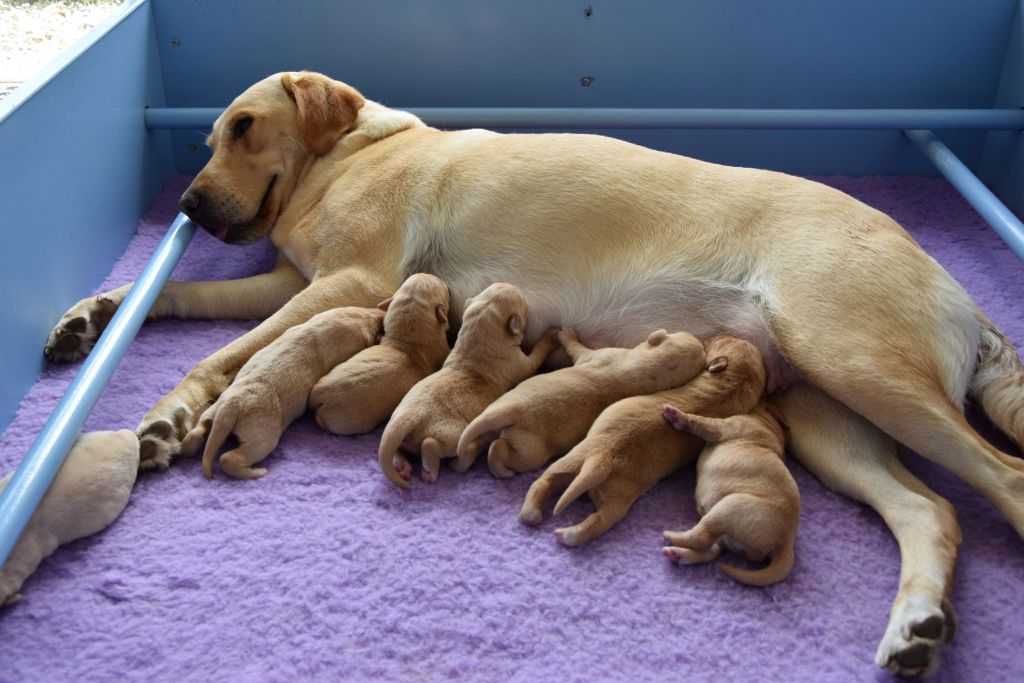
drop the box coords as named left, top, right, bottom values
left=309, top=273, right=450, bottom=435
left=457, top=326, right=709, bottom=478
left=521, top=336, right=765, bottom=547
left=662, top=402, right=799, bottom=586
left=378, top=283, right=559, bottom=488
left=0, top=429, right=138, bottom=605
left=183, top=306, right=383, bottom=479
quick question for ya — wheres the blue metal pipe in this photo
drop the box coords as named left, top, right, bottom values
left=144, top=107, right=1024, bottom=131
left=905, top=129, right=1024, bottom=262
left=0, top=214, right=197, bottom=567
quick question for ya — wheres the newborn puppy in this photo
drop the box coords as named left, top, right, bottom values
left=378, top=283, right=559, bottom=488
left=1, top=430, right=138, bottom=605
left=661, top=402, right=798, bottom=586
left=457, top=327, right=707, bottom=478
left=520, top=336, right=765, bottom=547
left=183, top=306, right=384, bottom=479
left=309, top=273, right=450, bottom=435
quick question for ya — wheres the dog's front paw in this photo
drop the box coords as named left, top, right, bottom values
left=43, top=296, right=119, bottom=363
left=137, top=405, right=195, bottom=472
left=874, top=596, right=956, bottom=678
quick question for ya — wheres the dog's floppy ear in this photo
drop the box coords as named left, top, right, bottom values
left=647, top=329, right=669, bottom=346
left=281, top=72, right=365, bottom=156
left=708, top=357, right=728, bottom=373
left=507, top=314, right=523, bottom=337
left=377, top=297, right=393, bottom=312
left=436, top=304, right=448, bottom=325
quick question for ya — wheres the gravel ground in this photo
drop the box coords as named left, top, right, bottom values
left=0, top=0, right=119, bottom=101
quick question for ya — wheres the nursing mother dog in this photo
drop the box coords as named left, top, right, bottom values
left=44, top=71, right=1024, bottom=676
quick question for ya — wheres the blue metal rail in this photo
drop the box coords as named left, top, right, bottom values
left=905, top=129, right=1024, bottom=262
left=0, top=214, right=197, bottom=567
left=144, top=107, right=1024, bottom=131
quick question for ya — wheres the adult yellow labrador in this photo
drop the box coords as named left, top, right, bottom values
left=45, top=71, right=1024, bottom=676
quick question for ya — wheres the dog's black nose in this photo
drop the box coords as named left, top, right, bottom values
left=178, top=189, right=203, bottom=215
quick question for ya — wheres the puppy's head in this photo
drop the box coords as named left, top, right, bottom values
left=179, top=71, right=365, bottom=244
left=702, top=335, right=767, bottom=398
left=380, top=273, right=451, bottom=337
left=639, top=329, right=705, bottom=379
left=459, top=283, right=529, bottom=348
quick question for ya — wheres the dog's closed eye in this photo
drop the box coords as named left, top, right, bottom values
left=232, top=116, right=254, bottom=139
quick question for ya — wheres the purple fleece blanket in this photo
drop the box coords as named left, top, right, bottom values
left=1, top=175, right=1022, bottom=682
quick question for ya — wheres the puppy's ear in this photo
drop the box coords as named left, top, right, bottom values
left=708, top=357, right=728, bottom=373
left=377, top=297, right=393, bottom=312
left=507, top=314, right=523, bottom=337
left=281, top=72, right=365, bottom=155
left=435, top=304, right=448, bottom=325
left=647, top=329, right=669, bottom=346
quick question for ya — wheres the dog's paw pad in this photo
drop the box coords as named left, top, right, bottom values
left=875, top=596, right=955, bottom=677
left=44, top=296, right=119, bottom=363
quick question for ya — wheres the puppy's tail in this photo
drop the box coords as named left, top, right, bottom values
left=201, top=403, right=237, bottom=480
left=553, top=454, right=612, bottom=515
left=457, top=407, right=516, bottom=461
left=717, top=543, right=794, bottom=587
left=970, top=313, right=1024, bottom=449
left=378, top=415, right=413, bottom=490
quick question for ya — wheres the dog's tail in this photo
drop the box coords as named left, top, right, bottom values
left=457, top=406, right=516, bottom=462
left=201, top=404, right=237, bottom=480
left=970, top=313, right=1024, bottom=449
left=717, top=543, right=794, bottom=587
left=378, top=415, right=414, bottom=490
left=553, top=454, right=613, bottom=515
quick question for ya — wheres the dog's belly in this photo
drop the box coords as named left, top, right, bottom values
left=437, top=267, right=798, bottom=393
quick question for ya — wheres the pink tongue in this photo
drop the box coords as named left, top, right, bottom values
left=216, top=226, right=229, bottom=241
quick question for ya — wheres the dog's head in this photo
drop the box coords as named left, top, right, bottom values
left=636, top=329, right=706, bottom=380
left=178, top=71, right=365, bottom=244
left=458, top=283, right=530, bottom=349
left=379, top=273, right=451, bottom=337
left=703, top=335, right=767, bottom=398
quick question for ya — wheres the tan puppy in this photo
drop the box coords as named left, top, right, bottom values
left=309, top=273, right=451, bottom=435
left=378, top=283, right=559, bottom=488
left=1, top=430, right=138, bottom=605
left=457, top=326, right=708, bottom=478
left=182, top=306, right=383, bottom=479
left=520, top=336, right=765, bottom=547
left=661, top=402, right=799, bottom=586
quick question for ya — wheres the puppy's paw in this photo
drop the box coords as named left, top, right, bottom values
left=874, top=596, right=956, bottom=678
left=662, top=404, right=698, bottom=432
left=394, top=455, right=413, bottom=482
left=519, top=502, right=544, bottom=526
left=43, top=296, right=118, bottom=363
left=554, top=526, right=583, bottom=547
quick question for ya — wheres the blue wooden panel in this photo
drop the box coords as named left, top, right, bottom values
left=980, top=3, right=1024, bottom=216
left=0, top=0, right=174, bottom=432
left=151, top=0, right=1015, bottom=174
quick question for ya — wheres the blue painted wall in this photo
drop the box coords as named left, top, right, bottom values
left=0, top=1, right=175, bottom=431
left=981, top=2, right=1024, bottom=216
left=151, top=0, right=1016, bottom=175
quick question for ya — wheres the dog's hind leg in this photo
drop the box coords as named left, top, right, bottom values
left=487, top=432, right=551, bottom=478
left=554, top=496, right=631, bottom=548
left=519, top=448, right=587, bottom=525
left=774, top=383, right=960, bottom=678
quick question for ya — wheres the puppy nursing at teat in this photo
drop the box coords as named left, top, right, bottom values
left=457, top=326, right=707, bottom=478
left=378, top=282, right=559, bottom=488
left=309, top=273, right=451, bottom=435
left=182, top=306, right=383, bottom=479
left=520, top=336, right=765, bottom=547
left=662, top=402, right=799, bottom=586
